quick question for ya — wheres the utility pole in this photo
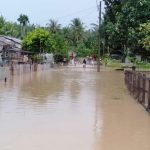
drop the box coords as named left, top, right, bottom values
left=97, top=1, right=101, bottom=72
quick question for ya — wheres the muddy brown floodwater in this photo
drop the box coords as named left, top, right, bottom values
left=0, top=67, right=150, bottom=150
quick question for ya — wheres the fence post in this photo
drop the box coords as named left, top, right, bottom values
left=129, top=72, right=132, bottom=93
left=135, top=73, right=138, bottom=96
left=132, top=72, right=136, bottom=95
left=137, top=73, right=141, bottom=101
left=131, top=72, right=133, bottom=94
left=125, top=71, right=129, bottom=88
left=147, top=79, right=150, bottom=111
left=124, top=71, right=127, bottom=84
left=142, top=74, right=146, bottom=105
left=128, top=72, right=130, bottom=90
left=126, top=71, right=129, bottom=88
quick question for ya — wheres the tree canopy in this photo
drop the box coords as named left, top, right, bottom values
left=101, top=0, right=150, bottom=59
left=139, top=22, right=150, bottom=50
left=17, top=14, right=29, bottom=26
left=0, top=3, right=150, bottom=60
left=22, top=28, right=55, bottom=54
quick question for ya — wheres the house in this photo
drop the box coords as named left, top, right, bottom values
left=0, top=36, right=31, bottom=64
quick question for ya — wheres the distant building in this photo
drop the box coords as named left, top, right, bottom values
left=41, top=53, right=54, bottom=64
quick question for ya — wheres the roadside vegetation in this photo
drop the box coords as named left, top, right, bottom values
left=0, top=0, right=149, bottom=65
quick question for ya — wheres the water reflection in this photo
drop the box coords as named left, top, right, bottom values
left=19, top=71, right=65, bottom=105
left=0, top=68, right=150, bottom=150
left=94, top=71, right=150, bottom=150
left=0, top=68, right=99, bottom=150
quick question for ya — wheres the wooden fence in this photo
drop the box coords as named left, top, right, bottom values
left=125, top=70, right=150, bottom=112
left=0, top=63, right=53, bottom=81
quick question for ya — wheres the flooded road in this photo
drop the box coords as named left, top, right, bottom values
left=0, top=67, right=150, bottom=150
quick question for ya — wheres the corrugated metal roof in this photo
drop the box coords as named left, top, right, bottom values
left=0, top=37, right=12, bottom=45
left=0, top=36, right=21, bottom=49
left=0, top=46, right=3, bottom=51
left=1, top=36, right=21, bottom=44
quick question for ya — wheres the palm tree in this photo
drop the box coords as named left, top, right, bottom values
left=0, top=15, right=5, bottom=34
left=62, top=27, right=73, bottom=45
left=0, top=15, right=5, bottom=28
left=17, top=14, right=29, bottom=37
left=70, top=18, right=85, bottom=46
left=46, top=19, right=61, bottom=34
left=90, top=23, right=99, bottom=32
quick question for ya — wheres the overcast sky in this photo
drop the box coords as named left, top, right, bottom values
left=0, top=0, right=105, bottom=28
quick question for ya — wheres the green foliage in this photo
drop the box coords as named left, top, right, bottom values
left=17, top=14, right=29, bottom=38
left=17, top=14, right=29, bottom=26
left=52, top=33, right=69, bottom=55
left=0, top=15, right=35, bottom=38
left=70, top=18, right=85, bottom=46
left=102, top=54, right=109, bottom=66
left=30, top=54, right=43, bottom=63
left=0, top=14, right=98, bottom=58
left=106, top=59, right=122, bottom=68
left=46, top=19, right=61, bottom=34
left=22, top=28, right=55, bottom=53
left=102, top=0, right=150, bottom=59
left=0, top=16, right=19, bottom=37
left=1, top=2, right=150, bottom=60
left=0, top=16, right=5, bottom=29
left=73, top=42, right=95, bottom=58
left=84, top=29, right=98, bottom=50
left=54, top=54, right=64, bottom=63
left=139, top=22, right=150, bottom=50
left=136, top=62, right=150, bottom=69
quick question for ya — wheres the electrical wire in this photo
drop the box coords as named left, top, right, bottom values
left=81, top=8, right=97, bottom=21
left=56, top=6, right=97, bottom=20
left=38, top=5, right=97, bottom=25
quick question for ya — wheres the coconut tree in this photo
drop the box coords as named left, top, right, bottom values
left=0, top=15, right=5, bottom=34
left=46, top=19, right=61, bottom=34
left=17, top=14, right=29, bottom=38
left=62, top=27, right=73, bottom=46
left=70, top=18, right=85, bottom=46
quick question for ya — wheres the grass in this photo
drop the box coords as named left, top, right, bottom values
left=102, top=58, right=150, bottom=70
left=104, top=59, right=122, bottom=69
left=136, top=63, right=150, bottom=70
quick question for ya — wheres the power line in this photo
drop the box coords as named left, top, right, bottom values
left=81, top=8, right=97, bottom=21
left=38, top=5, right=97, bottom=25
left=56, top=6, right=96, bottom=20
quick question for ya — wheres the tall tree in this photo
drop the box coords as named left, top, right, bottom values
left=17, top=14, right=29, bottom=38
left=46, top=19, right=61, bottom=34
left=0, top=15, right=5, bottom=34
left=70, top=18, right=85, bottom=46
left=102, top=0, right=150, bottom=59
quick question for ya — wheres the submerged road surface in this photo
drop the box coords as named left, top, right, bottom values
left=0, top=67, right=150, bottom=150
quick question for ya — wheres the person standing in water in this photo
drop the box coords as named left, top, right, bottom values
left=83, top=59, right=86, bottom=68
